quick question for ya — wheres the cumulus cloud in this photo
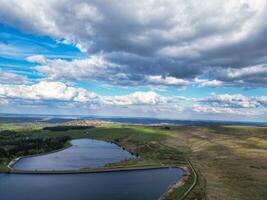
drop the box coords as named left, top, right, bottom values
left=0, top=98, right=8, bottom=105
left=33, top=55, right=195, bottom=87
left=253, top=96, right=267, bottom=107
left=190, top=105, right=261, bottom=116
left=1, top=80, right=267, bottom=119
left=101, top=91, right=169, bottom=106
left=0, top=81, right=170, bottom=106
left=146, top=75, right=189, bottom=86
left=1, top=0, right=267, bottom=87
left=34, top=55, right=121, bottom=82
left=209, top=64, right=267, bottom=87
left=26, top=55, right=47, bottom=64
left=200, top=93, right=267, bottom=108
left=0, top=70, right=28, bottom=84
left=195, top=79, right=223, bottom=88
left=30, top=54, right=233, bottom=88
left=0, top=81, right=97, bottom=102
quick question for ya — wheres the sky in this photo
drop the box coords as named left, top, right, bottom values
left=0, top=0, right=267, bottom=121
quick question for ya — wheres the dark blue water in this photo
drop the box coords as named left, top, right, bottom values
left=13, top=139, right=134, bottom=171
left=0, top=168, right=182, bottom=200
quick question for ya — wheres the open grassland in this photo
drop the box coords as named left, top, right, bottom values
left=0, top=122, right=266, bottom=199
left=166, top=125, right=267, bottom=200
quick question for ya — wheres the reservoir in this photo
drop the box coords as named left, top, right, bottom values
left=13, top=139, right=134, bottom=171
left=0, top=168, right=183, bottom=200
left=5, top=138, right=184, bottom=199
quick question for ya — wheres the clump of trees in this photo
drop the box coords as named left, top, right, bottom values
left=0, top=130, right=70, bottom=165
left=43, top=126, right=94, bottom=131
left=162, top=126, right=171, bottom=130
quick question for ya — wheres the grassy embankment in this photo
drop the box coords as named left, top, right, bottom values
left=1, top=122, right=267, bottom=200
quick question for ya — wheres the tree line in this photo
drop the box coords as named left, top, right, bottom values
left=0, top=130, right=70, bottom=164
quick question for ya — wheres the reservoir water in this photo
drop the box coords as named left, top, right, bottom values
left=4, top=138, right=184, bottom=200
left=0, top=168, right=183, bottom=200
left=13, top=139, right=134, bottom=171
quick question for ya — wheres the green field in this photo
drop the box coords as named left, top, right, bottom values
left=0, top=122, right=267, bottom=200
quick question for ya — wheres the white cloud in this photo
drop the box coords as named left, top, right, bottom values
left=0, top=81, right=170, bottom=106
left=26, top=55, right=47, bottom=64
left=0, top=70, right=28, bottom=84
left=225, top=65, right=267, bottom=79
left=33, top=55, right=193, bottom=87
left=35, top=55, right=121, bottom=81
left=101, top=91, right=168, bottom=106
left=213, top=64, right=267, bottom=86
left=196, top=79, right=223, bottom=87
left=1, top=80, right=267, bottom=119
left=0, top=81, right=97, bottom=102
left=32, top=55, right=228, bottom=88
left=254, top=96, right=267, bottom=107
left=191, top=105, right=260, bottom=116
left=200, top=93, right=261, bottom=108
left=0, top=98, right=8, bottom=105
left=146, top=75, right=189, bottom=86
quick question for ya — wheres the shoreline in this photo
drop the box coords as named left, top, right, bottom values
left=158, top=166, right=189, bottom=200
left=6, top=165, right=181, bottom=174
left=7, top=138, right=136, bottom=172
left=7, top=141, right=73, bottom=171
left=5, top=165, right=188, bottom=200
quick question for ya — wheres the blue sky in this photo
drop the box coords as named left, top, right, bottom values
left=1, top=0, right=267, bottom=121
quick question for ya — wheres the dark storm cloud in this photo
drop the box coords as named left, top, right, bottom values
left=105, top=52, right=203, bottom=78
left=1, top=0, right=267, bottom=87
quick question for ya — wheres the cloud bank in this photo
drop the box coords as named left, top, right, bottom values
left=0, top=81, right=266, bottom=119
left=1, top=0, right=267, bottom=88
